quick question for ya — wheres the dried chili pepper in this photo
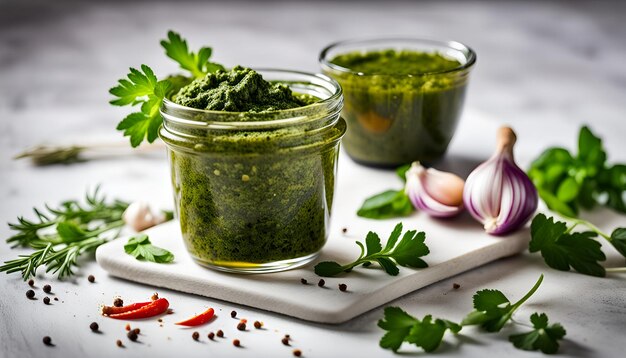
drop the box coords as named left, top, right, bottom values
left=102, top=301, right=152, bottom=316
left=175, top=307, right=215, bottom=327
left=104, top=298, right=169, bottom=320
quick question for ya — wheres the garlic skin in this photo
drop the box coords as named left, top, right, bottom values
left=123, top=201, right=167, bottom=232
left=463, top=127, right=538, bottom=235
left=405, top=162, right=465, bottom=217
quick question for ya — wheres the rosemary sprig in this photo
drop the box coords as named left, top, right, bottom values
left=1, top=187, right=130, bottom=280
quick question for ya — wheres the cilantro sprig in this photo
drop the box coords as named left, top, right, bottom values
left=314, top=223, right=429, bottom=277
left=110, top=31, right=224, bottom=147
left=124, top=234, right=174, bottom=263
left=379, top=275, right=566, bottom=355
left=356, top=165, right=414, bottom=219
left=509, top=313, right=567, bottom=354
left=529, top=213, right=625, bottom=277
left=528, top=126, right=625, bottom=217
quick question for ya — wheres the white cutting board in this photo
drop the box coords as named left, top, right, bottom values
left=96, top=110, right=530, bottom=324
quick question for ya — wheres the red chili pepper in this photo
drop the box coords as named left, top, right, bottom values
left=107, top=298, right=170, bottom=320
left=175, top=307, right=215, bottom=327
left=102, top=301, right=152, bottom=316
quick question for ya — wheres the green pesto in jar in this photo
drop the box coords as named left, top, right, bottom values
left=325, top=49, right=469, bottom=167
left=164, top=67, right=343, bottom=267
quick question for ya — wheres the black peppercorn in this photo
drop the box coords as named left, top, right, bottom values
left=127, top=331, right=138, bottom=342
left=43, top=336, right=52, bottom=346
left=43, top=284, right=51, bottom=293
left=342, top=227, right=348, bottom=233
left=116, top=339, right=123, bottom=347
left=453, top=283, right=461, bottom=289
left=233, top=339, right=240, bottom=347
left=113, top=297, right=123, bottom=307
left=192, top=331, right=200, bottom=341
left=318, top=279, right=325, bottom=287
left=339, top=283, right=347, bottom=292
left=208, top=332, right=215, bottom=340
left=28, top=279, right=35, bottom=287
left=237, top=322, right=246, bottom=331
left=88, top=275, right=95, bottom=283
left=90, top=322, right=99, bottom=332
left=133, top=328, right=140, bottom=335
left=216, top=330, right=224, bottom=338
left=230, top=310, right=237, bottom=318
left=293, top=349, right=302, bottom=357
left=43, top=297, right=50, bottom=305
left=254, top=321, right=262, bottom=329
left=282, top=337, right=290, bottom=346
left=26, top=289, right=35, bottom=299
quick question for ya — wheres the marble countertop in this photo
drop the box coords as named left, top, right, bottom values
left=1, top=1, right=625, bottom=357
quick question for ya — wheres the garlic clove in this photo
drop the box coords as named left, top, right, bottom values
left=123, top=201, right=167, bottom=232
left=463, top=126, right=538, bottom=235
left=405, top=162, right=465, bottom=218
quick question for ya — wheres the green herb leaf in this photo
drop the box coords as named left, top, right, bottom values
left=406, top=316, right=461, bottom=352
left=462, top=274, right=544, bottom=332
left=357, top=190, right=414, bottom=219
left=529, top=214, right=606, bottom=277
left=377, top=307, right=419, bottom=352
left=396, top=163, right=411, bottom=182
left=56, top=221, right=88, bottom=243
left=610, top=228, right=626, bottom=257
left=160, top=30, right=225, bottom=78
left=314, top=223, right=429, bottom=277
left=509, top=313, right=566, bottom=354
left=124, top=234, right=174, bottom=263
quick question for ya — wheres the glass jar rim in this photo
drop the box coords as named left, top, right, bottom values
left=161, top=68, right=343, bottom=131
left=319, top=37, right=477, bottom=77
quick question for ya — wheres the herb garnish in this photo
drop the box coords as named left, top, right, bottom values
left=356, top=190, right=414, bottom=219
left=528, top=126, right=625, bottom=217
left=529, top=213, right=625, bottom=277
left=379, top=275, right=566, bottom=354
left=0, top=188, right=129, bottom=280
left=124, top=234, right=174, bottom=263
left=509, top=313, right=567, bottom=354
left=314, top=223, right=429, bottom=277
left=110, top=31, right=224, bottom=147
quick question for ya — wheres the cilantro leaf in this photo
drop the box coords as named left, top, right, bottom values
left=110, top=65, right=172, bottom=147
left=314, top=223, right=429, bottom=277
left=160, top=30, right=225, bottom=78
left=509, top=313, right=566, bottom=354
left=124, top=234, right=174, bottom=263
left=356, top=189, right=414, bottom=219
left=378, top=307, right=460, bottom=353
left=529, top=214, right=606, bottom=277
left=462, top=274, right=544, bottom=332
left=610, top=228, right=626, bottom=257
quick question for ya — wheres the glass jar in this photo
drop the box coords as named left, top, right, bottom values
left=159, top=69, right=345, bottom=273
left=320, top=38, right=476, bottom=168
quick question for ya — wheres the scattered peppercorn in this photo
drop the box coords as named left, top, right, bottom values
left=43, top=336, right=52, bottom=346
left=133, top=328, right=140, bottom=335
left=342, top=227, right=348, bottom=233
left=151, top=293, right=159, bottom=301
left=285, top=334, right=290, bottom=339
left=90, top=322, right=99, bottom=332
left=116, top=340, right=123, bottom=348
left=127, top=331, right=138, bottom=342
left=318, top=279, right=325, bottom=287
left=113, top=297, right=123, bottom=307
left=254, top=321, right=262, bottom=329
left=282, top=337, right=290, bottom=346
left=43, top=297, right=51, bottom=305
left=28, top=279, right=35, bottom=287
left=125, top=324, right=131, bottom=331
left=26, top=289, right=35, bottom=299
left=158, top=318, right=163, bottom=323
left=233, top=339, right=240, bottom=347
left=54, top=297, right=58, bottom=301
left=231, top=310, right=237, bottom=318
left=300, top=278, right=307, bottom=285
left=237, top=322, right=246, bottom=331
left=293, top=349, right=302, bottom=357
left=192, top=331, right=200, bottom=341
left=43, top=284, right=51, bottom=293
left=339, top=283, right=347, bottom=292
left=88, top=275, right=95, bottom=283
left=208, top=332, right=215, bottom=340
left=453, top=283, right=461, bottom=289
left=216, top=330, right=224, bottom=338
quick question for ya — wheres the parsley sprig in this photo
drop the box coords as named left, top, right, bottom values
left=124, top=234, right=174, bottom=263
left=314, top=223, right=429, bottom=277
left=110, top=31, right=224, bottom=147
left=379, top=275, right=566, bottom=354
left=529, top=213, right=625, bottom=277
left=356, top=166, right=414, bottom=219
left=0, top=188, right=129, bottom=280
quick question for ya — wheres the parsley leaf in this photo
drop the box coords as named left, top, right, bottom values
left=124, top=234, right=174, bottom=263
left=356, top=189, right=414, bottom=219
left=528, top=126, right=626, bottom=216
left=509, top=313, right=566, bottom=354
left=110, top=65, right=172, bottom=147
left=314, top=223, right=429, bottom=277
left=160, top=30, right=225, bottom=78
left=378, top=307, right=461, bottom=353
left=610, top=228, right=626, bottom=257
left=462, top=274, right=544, bottom=332
left=529, top=214, right=606, bottom=277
